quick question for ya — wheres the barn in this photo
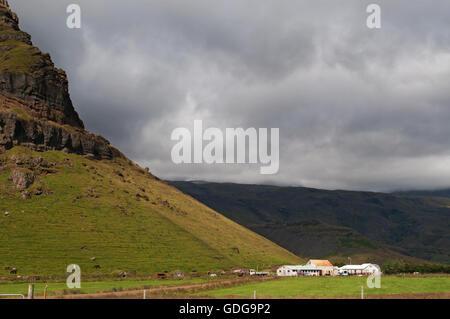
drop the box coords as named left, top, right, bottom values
left=277, top=260, right=337, bottom=277
left=306, top=260, right=336, bottom=276
left=276, top=265, right=322, bottom=277
left=338, top=264, right=381, bottom=276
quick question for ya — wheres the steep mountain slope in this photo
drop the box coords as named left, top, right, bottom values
left=0, top=3, right=301, bottom=278
left=170, top=182, right=450, bottom=264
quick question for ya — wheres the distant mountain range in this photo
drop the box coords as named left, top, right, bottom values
left=170, top=181, right=450, bottom=265
left=396, top=189, right=450, bottom=198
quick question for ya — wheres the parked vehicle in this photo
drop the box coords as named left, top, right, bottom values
left=250, top=269, right=270, bottom=276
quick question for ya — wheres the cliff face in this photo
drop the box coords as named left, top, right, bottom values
left=0, top=5, right=84, bottom=128
left=0, top=5, right=121, bottom=159
left=0, top=107, right=122, bottom=159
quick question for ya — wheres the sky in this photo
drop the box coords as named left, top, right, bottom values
left=9, top=0, right=450, bottom=192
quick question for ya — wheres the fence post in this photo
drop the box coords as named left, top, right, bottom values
left=361, top=286, right=364, bottom=299
left=143, top=290, right=146, bottom=300
left=27, top=284, right=34, bottom=299
left=253, top=290, right=256, bottom=299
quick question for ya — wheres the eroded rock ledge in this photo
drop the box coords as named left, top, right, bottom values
left=0, top=109, right=123, bottom=160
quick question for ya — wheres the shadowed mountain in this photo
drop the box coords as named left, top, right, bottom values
left=396, top=189, right=450, bottom=199
left=169, top=181, right=450, bottom=264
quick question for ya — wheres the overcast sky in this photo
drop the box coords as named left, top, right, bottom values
left=10, top=0, right=450, bottom=192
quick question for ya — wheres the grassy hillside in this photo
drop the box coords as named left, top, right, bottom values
left=0, top=16, right=45, bottom=76
left=0, top=39, right=42, bottom=74
left=169, top=182, right=450, bottom=264
left=0, top=5, right=302, bottom=281
left=0, top=147, right=301, bottom=279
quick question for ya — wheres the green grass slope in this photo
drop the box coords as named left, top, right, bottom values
left=0, top=38, right=42, bottom=74
left=0, top=16, right=45, bottom=76
left=0, top=147, right=301, bottom=279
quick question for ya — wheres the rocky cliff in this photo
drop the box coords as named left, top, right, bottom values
left=0, top=4, right=121, bottom=159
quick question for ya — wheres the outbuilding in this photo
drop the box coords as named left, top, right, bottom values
left=277, top=265, right=321, bottom=277
left=338, top=264, right=381, bottom=276
left=306, top=260, right=336, bottom=276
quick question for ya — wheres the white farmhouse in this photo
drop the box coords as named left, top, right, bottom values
left=338, top=263, right=381, bottom=276
left=277, top=265, right=321, bottom=277
left=277, top=260, right=337, bottom=277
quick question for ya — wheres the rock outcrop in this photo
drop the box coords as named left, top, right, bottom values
left=0, top=4, right=123, bottom=159
left=0, top=4, right=84, bottom=128
left=0, top=108, right=122, bottom=159
left=8, top=168, right=34, bottom=189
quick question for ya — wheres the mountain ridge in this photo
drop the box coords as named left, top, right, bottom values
left=169, top=181, right=450, bottom=264
left=0, top=4, right=122, bottom=160
left=0, top=3, right=83, bottom=128
left=396, top=189, right=450, bottom=199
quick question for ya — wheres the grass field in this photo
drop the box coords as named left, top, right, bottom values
left=1, top=276, right=449, bottom=298
left=0, top=147, right=301, bottom=277
left=0, top=278, right=211, bottom=296
left=193, top=276, right=450, bottom=298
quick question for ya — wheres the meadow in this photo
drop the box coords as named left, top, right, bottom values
left=1, top=276, right=449, bottom=298
left=0, top=278, right=209, bottom=296
left=192, top=276, right=450, bottom=298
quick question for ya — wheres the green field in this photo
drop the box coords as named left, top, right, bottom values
left=0, top=147, right=301, bottom=278
left=193, top=276, right=450, bottom=298
left=2, top=276, right=448, bottom=298
left=0, top=278, right=209, bottom=296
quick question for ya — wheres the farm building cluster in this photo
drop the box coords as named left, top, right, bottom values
left=121, top=260, right=380, bottom=280
left=277, top=260, right=380, bottom=277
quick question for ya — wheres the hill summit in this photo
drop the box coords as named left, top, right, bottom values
left=0, top=0, right=9, bottom=9
left=0, top=3, right=122, bottom=160
left=0, top=3, right=83, bottom=128
left=0, top=4, right=301, bottom=278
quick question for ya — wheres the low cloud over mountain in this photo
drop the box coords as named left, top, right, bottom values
left=12, top=0, right=450, bottom=192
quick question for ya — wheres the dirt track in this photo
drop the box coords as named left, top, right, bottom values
left=45, top=277, right=277, bottom=299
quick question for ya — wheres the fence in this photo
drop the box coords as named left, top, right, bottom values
left=0, top=284, right=34, bottom=299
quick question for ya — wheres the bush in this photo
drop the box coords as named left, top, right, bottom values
left=382, top=261, right=450, bottom=274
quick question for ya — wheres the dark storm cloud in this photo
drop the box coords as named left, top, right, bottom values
left=9, top=0, right=450, bottom=191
